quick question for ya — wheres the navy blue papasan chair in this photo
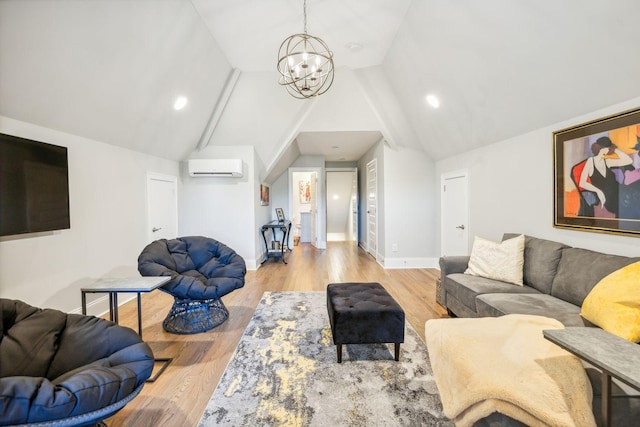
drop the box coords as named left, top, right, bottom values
left=0, top=298, right=153, bottom=427
left=137, top=236, right=246, bottom=334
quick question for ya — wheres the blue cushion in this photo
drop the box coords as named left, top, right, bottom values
left=0, top=299, right=153, bottom=425
left=137, top=236, right=246, bottom=300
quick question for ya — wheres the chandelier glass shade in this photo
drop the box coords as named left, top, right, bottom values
left=277, top=1, right=334, bottom=99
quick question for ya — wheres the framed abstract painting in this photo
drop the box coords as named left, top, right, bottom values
left=554, top=107, right=640, bottom=236
left=260, top=184, right=270, bottom=206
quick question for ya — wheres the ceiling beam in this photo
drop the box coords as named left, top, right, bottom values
left=263, top=98, right=318, bottom=183
left=197, top=68, right=241, bottom=150
left=353, top=68, right=401, bottom=150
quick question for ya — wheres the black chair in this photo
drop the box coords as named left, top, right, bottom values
left=137, top=236, right=246, bottom=334
left=0, top=298, right=153, bottom=427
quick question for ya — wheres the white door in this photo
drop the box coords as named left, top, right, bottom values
left=147, top=173, right=178, bottom=242
left=310, top=171, right=317, bottom=247
left=366, top=160, right=377, bottom=258
left=441, top=171, right=469, bottom=256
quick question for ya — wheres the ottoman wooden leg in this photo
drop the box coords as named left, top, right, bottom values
left=337, top=344, right=342, bottom=363
left=395, top=343, right=400, bottom=361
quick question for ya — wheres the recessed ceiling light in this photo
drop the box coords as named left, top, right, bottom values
left=173, top=96, right=188, bottom=111
left=332, top=194, right=340, bottom=200
left=426, top=94, right=440, bottom=109
left=331, top=145, right=339, bottom=149
left=345, top=42, right=363, bottom=52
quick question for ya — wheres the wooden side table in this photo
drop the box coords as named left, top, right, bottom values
left=543, top=327, right=640, bottom=427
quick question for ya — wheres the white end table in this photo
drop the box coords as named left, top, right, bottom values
left=81, top=276, right=172, bottom=382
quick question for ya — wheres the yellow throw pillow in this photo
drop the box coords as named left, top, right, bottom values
left=581, top=261, right=640, bottom=342
left=464, top=234, right=525, bottom=285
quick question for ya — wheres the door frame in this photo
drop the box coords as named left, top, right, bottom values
left=288, top=166, right=325, bottom=249
left=146, top=172, right=178, bottom=243
left=366, top=159, right=378, bottom=260
left=440, top=169, right=470, bottom=256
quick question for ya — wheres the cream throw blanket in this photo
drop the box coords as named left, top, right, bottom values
left=425, top=315, right=596, bottom=427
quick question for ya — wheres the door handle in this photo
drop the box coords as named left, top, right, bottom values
left=152, top=227, right=162, bottom=232
left=456, top=225, right=465, bottom=230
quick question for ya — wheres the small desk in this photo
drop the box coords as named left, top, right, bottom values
left=260, top=220, right=292, bottom=264
left=81, top=276, right=172, bottom=382
left=543, top=328, right=640, bottom=427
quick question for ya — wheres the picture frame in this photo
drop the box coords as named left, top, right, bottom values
left=260, top=184, right=270, bottom=206
left=553, top=107, right=640, bottom=236
left=275, top=208, right=285, bottom=222
left=299, top=180, right=310, bottom=204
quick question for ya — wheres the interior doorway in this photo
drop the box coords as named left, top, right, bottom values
left=289, top=167, right=324, bottom=249
left=441, top=170, right=470, bottom=256
left=326, top=169, right=358, bottom=243
left=146, top=172, right=178, bottom=243
left=291, top=171, right=313, bottom=244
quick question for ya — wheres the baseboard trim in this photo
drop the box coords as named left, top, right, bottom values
left=383, top=257, right=439, bottom=269
left=246, top=258, right=259, bottom=271
left=70, top=294, right=136, bottom=317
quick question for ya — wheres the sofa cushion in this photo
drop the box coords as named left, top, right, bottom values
left=551, top=248, right=638, bottom=307
left=465, top=235, right=525, bottom=285
left=581, top=261, right=640, bottom=342
left=503, top=233, right=568, bottom=294
left=476, top=293, right=589, bottom=327
left=444, top=273, right=540, bottom=313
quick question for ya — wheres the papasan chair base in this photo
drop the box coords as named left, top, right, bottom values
left=163, top=297, right=229, bottom=334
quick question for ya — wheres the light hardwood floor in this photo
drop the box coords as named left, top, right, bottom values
left=106, top=242, right=447, bottom=426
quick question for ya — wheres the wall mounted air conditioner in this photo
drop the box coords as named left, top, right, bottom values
left=188, top=159, right=243, bottom=177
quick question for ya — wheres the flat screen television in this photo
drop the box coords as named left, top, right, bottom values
left=0, top=132, right=70, bottom=236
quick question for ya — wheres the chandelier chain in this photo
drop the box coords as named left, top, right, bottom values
left=303, top=0, right=308, bottom=34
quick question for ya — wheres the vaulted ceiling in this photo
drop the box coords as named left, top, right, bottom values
left=1, top=1, right=639, bottom=177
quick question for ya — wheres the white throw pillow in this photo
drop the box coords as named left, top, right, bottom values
left=464, top=234, right=525, bottom=285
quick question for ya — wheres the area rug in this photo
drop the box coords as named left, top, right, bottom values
left=198, top=291, right=452, bottom=426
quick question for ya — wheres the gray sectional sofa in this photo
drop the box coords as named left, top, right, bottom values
left=439, top=233, right=640, bottom=427
left=440, top=233, right=638, bottom=325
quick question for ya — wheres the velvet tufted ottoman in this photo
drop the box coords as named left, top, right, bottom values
left=326, top=282, right=405, bottom=363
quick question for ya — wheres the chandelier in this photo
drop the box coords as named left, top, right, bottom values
left=277, top=0, right=334, bottom=99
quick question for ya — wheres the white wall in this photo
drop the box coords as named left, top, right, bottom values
left=0, top=116, right=178, bottom=313
left=382, top=146, right=438, bottom=268
left=271, top=172, right=290, bottom=222
left=254, top=155, right=271, bottom=263
left=180, top=145, right=261, bottom=269
left=436, top=97, right=640, bottom=257
left=357, top=140, right=439, bottom=268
